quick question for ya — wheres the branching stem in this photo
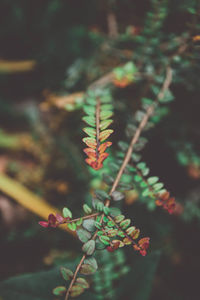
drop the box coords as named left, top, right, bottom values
left=64, top=67, right=173, bottom=300
left=65, top=213, right=99, bottom=224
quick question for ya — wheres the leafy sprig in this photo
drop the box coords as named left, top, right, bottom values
left=82, top=90, right=114, bottom=170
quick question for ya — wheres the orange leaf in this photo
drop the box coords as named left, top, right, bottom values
left=98, top=141, right=112, bottom=154
left=82, top=137, right=97, bottom=149
left=99, top=129, right=113, bottom=142
left=98, top=152, right=109, bottom=164
left=83, top=148, right=96, bottom=159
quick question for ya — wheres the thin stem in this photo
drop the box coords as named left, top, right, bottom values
left=64, top=67, right=173, bottom=299
left=64, top=254, right=86, bottom=300
left=105, top=67, right=172, bottom=206
left=65, top=213, right=99, bottom=224
left=96, top=98, right=101, bottom=159
left=65, top=214, right=104, bottom=300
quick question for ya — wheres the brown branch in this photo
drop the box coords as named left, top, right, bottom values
left=105, top=67, right=172, bottom=206
left=65, top=214, right=104, bottom=300
left=64, top=67, right=172, bottom=299
left=65, top=213, right=99, bottom=224
left=64, top=254, right=86, bottom=300
left=96, top=98, right=101, bottom=158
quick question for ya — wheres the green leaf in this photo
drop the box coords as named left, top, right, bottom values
left=109, top=207, right=121, bottom=217
left=95, top=221, right=102, bottom=229
left=137, top=162, right=146, bottom=170
left=99, top=235, right=110, bottom=245
left=147, top=176, right=159, bottom=185
left=92, top=198, right=104, bottom=212
left=83, top=127, right=96, bottom=137
left=108, top=161, right=120, bottom=172
left=60, top=267, right=73, bottom=281
left=70, top=285, right=84, bottom=297
left=134, top=175, right=142, bottom=182
left=80, top=264, right=96, bottom=275
left=94, top=189, right=110, bottom=201
left=83, top=105, right=95, bottom=115
left=53, top=286, right=66, bottom=296
left=107, top=220, right=115, bottom=227
left=103, top=206, right=110, bottom=215
left=140, top=181, right=148, bottom=188
left=126, top=226, right=136, bottom=235
left=100, top=119, right=113, bottom=130
left=83, top=204, right=92, bottom=214
left=82, top=240, right=95, bottom=255
left=77, top=228, right=92, bottom=243
left=76, top=217, right=83, bottom=226
left=118, top=141, right=128, bottom=151
left=114, top=215, right=125, bottom=223
left=124, top=61, right=137, bottom=74
left=100, top=110, right=113, bottom=120
left=103, top=173, right=114, bottom=185
left=117, top=230, right=125, bottom=237
left=86, top=97, right=96, bottom=105
left=142, top=168, right=150, bottom=176
left=67, top=222, right=76, bottom=231
left=82, top=116, right=96, bottom=127
left=120, top=219, right=131, bottom=230
left=95, top=238, right=106, bottom=250
left=142, top=98, right=153, bottom=105
left=153, top=182, right=164, bottom=191
left=107, top=229, right=117, bottom=237
left=142, top=188, right=150, bottom=197
left=132, top=153, right=141, bottom=162
left=159, top=89, right=174, bottom=103
left=101, top=104, right=113, bottom=111
left=111, top=191, right=124, bottom=201
left=76, top=278, right=89, bottom=289
left=63, top=207, right=72, bottom=218
left=96, top=201, right=104, bottom=212
left=82, top=219, right=95, bottom=232
left=84, top=257, right=98, bottom=270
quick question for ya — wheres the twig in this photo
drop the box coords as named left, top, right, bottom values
left=64, top=67, right=173, bottom=299
left=64, top=254, right=86, bottom=300
left=65, top=213, right=99, bottom=224
left=105, top=67, right=172, bottom=205
left=96, top=98, right=101, bottom=158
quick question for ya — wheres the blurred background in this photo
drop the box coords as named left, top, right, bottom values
left=0, top=0, right=199, bottom=300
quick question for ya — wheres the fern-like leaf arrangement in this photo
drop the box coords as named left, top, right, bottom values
left=82, top=90, right=114, bottom=170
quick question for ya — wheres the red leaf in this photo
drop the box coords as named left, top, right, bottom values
left=84, top=148, right=97, bottom=159
left=39, top=221, right=49, bottom=228
left=98, top=152, right=109, bottom=164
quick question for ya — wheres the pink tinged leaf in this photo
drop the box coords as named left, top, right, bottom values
left=98, top=141, right=112, bottom=154
left=99, top=129, right=114, bottom=142
left=92, top=161, right=103, bottom=170
left=48, top=214, right=57, bottom=227
left=85, top=158, right=103, bottom=170
left=38, top=221, right=49, bottom=228
left=98, top=152, right=109, bottom=164
left=83, top=148, right=96, bottom=159
left=82, top=137, right=97, bottom=149
left=56, top=213, right=64, bottom=223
